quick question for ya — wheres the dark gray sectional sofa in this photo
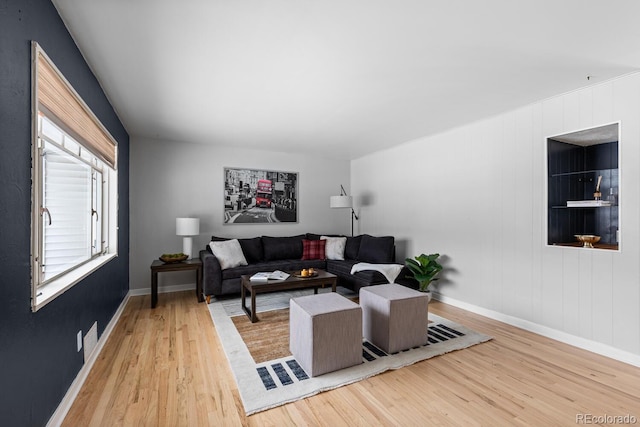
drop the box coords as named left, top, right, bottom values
left=199, top=233, right=404, bottom=300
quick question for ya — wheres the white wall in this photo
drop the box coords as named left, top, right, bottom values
left=130, top=138, right=351, bottom=291
left=352, top=73, right=640, bottom=360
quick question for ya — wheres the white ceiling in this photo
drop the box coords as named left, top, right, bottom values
left=52, top=0, right=640, bottom=160
left=551, top=123, right=619, bottom=147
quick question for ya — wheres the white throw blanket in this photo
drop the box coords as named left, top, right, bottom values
left=350, top=262, right=404, bottom=284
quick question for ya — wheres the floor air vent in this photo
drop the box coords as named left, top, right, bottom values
left=83, top=321, right=98, bottom=363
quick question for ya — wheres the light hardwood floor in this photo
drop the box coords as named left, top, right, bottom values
left=62, top=291, right=640, bottom=426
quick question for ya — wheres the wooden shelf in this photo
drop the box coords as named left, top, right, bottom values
left=550, top=168, right=616, bottom=178
left=552, top=242, right=618, bottom=250
left=551, top=204, right=615, bottom=209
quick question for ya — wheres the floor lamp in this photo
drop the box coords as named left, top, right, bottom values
left=330, top=185, right=359, bottom=236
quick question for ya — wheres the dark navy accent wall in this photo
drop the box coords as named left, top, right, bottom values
left=0, top=1, right=130, bottom=425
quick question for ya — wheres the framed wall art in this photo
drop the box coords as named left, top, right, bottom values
left=223, top=167, right=298, bottom=224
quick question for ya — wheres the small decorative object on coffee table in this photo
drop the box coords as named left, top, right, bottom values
left=241, top=269, right=337, bottom=322
left=294, top=268, right=318, bottom=278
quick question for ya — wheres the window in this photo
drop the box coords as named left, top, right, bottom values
left=31, top=42, right=118, bottom=311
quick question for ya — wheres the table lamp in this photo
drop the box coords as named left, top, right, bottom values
left=176, top=217, right=200, bottom=258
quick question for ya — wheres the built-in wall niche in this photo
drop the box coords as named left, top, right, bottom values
left=547, top=123, right=619, bottom=250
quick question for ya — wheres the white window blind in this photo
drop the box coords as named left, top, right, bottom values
left=41, top=140, right=92, bottom=283
left=92, top=170, right=103, bottom=257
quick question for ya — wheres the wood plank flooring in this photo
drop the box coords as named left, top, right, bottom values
left=62, top=291, right=640, bottom=426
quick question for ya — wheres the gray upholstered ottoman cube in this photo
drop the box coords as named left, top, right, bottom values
left=360, top=283, right=430, bottom=353
left=289, top=292, right=362, bottom=377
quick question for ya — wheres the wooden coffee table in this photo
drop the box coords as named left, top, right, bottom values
left=240, top=269, right=337, bottom=322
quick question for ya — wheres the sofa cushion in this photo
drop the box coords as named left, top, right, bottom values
left=237, top=237, right=263, bottom=263
left=302, top=239, right=326, bottom=260
left=357, top=235, right=394, bottom=263
left=209, top=236, right=263, bottom=263
left=209, top=239, right=248, bottom=269
left=344, top=235, right=362, bottom=260
left=321, top=236, right=347, bottom=260
left=306, top=233, right=341, bottom=241
left=262, top=235, right=305, bottom=261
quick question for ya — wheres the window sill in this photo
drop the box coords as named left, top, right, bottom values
left=33, top=253, right=117, bottom=312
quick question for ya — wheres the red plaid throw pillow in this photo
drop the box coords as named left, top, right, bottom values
left=301, top=239, right=326, bottom=260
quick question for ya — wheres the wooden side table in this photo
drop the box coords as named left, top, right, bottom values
left=150, top=259, right=203, bottom=308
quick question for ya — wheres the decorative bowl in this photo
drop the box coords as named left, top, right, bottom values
left=574, top=235, right=601, bottom=248
left=159, top=253, right=188, bottom=263
left=294, top=270, right=319, bottom=278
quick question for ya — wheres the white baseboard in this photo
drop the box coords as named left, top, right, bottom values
left=433, top=293, right=640, bottom=368
left=46, top=292, right=131, bottom=427
left=128, top=282, right=195, bottom=297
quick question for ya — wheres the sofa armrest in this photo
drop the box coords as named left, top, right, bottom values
left=200, top=249, right=222, bottom=299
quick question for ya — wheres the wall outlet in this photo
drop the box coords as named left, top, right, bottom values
left=77, top=330, right=82, bottom=352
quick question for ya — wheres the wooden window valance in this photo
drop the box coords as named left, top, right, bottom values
left=33, top=42, right=117, bottom=169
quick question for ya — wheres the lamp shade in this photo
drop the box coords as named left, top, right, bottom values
left=176, top=217, right=200, bottom=236
left=330, top=195, right=353, bottom=209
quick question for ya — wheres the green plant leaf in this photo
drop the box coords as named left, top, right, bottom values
left=404, top=253, right=442, bottom=290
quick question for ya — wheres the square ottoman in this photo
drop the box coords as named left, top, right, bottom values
left=289, top=292, right=362, bottom=377
left=360, top=283, right=430, bottom=354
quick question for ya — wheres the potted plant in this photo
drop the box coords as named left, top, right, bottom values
left=404, top=253, right=443, bottom=293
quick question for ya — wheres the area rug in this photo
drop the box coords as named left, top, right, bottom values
left=207, top=288, right=492, bottom=416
